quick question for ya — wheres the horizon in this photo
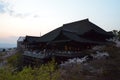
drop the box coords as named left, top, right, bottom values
left=0, top=43, right=16, bottom=48
left=0, top=0, right=120, bottom=45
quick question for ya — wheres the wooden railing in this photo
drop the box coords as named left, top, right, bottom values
left=23, top=51, right=83, bottom=58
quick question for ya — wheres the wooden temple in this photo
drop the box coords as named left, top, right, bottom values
left=20, top=19, right=114, bottom=66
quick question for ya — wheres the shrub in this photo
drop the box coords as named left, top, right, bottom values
left=0, top=59, right=60, bottom=80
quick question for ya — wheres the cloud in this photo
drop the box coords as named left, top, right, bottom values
left=33, top=14, right=40, bottom=18
left=8, top=10, right=30, bottom=18
left=0, top=2, right=5, bottom=13
left=0, top=0, right=13, bottom=14
left=0, top=0, right=42, bottom=19
left=0, top=0, right=30, bottom=18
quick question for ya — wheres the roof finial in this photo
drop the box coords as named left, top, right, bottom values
left=86, top=18, right=89, bottom=21
left=40, top=32, right=41, bottom=36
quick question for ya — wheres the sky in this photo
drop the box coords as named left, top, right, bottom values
left=0, top=0, right=120, bottom=44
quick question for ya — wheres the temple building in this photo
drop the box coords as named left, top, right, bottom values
left=20, top=19, right=114, bottom=66
left=17, top=36, right=25, bottom=50
left=23, top=19, right=113, bottom=51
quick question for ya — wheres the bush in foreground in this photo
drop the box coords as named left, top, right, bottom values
left=0, top=59, right=60, bottom=80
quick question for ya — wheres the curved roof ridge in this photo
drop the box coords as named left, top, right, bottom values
left=63, top=18, right=89, bottom=26
left=25, top=35, right=40, bottom=38
left=88, top=21, right=108, bottom=34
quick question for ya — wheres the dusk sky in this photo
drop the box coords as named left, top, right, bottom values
left=0, top=0, right=120, bottom=44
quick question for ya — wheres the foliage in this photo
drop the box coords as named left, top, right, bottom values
left=112, top=30, right=120, bottom=40
left=7, top=51, right=22, bottom=68
left=118, top=31, right=120, bottom=40
left=1, top=44, right=120, bottom=80
left=58, top=45, right=120, bottom=80
left=0, top=59, right=60, bottom=80
left=112, top=30, right=118, bottom=35
left=0, top=52, right=6, bottom=63
left=2, top=49, right=6, bottom=52
left=0, top=66, right=13, bottom=80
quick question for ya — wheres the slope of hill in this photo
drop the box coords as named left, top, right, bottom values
left=59, top=43, right=120, bottom=80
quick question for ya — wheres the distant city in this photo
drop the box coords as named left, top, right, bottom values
left=0, top=43, right=16, bottom=48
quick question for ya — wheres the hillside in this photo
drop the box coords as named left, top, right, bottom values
left=58, top=43, right=120, bottom=80
left=0, top=41, right=120, bottom=80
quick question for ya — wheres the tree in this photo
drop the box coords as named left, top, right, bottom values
left=2, top=49, right=5, bottom=52
left=0, top=66, right=14, bottom=80
left=0, top=59, right=60, bottom=80
left=7, top=51, right=22, bottom=68
left=112, top=30, right=118, bottom=36
left=112, top=30, right=120, bottom=40
left=118, top=31, right=120, bottom=40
